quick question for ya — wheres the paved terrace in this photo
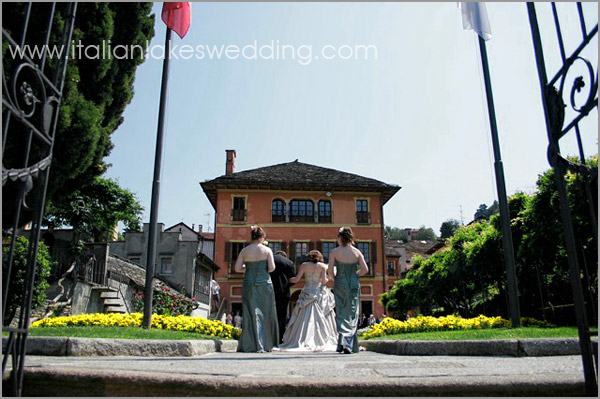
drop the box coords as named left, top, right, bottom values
left=2, top=337, right=595, bottom=396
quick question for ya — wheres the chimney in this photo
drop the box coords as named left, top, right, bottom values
left=198, top=224, right=203, bottom=233
left=226, top=149, right=236, bottom=175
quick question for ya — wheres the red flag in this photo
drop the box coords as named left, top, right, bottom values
left=162, top=2, right=191, bottom=39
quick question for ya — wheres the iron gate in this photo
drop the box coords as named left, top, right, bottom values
left=527, top=2, right=598, bottom=395
left=2, top=2, right=77, bottom=396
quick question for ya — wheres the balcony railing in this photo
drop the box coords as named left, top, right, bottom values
left=289, top=214, right=315, bottom=223
left=231, top=209, right=246, bottom=222
left=271, top=213, right=286, bottom=223
left=228, top=263, right=244, bottom=276
left=317, top=213, right=332, bottom=223
left=356, top=211, right=371, bottom=224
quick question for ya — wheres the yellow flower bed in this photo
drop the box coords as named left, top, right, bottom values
left=30, top=313, right=241, bottom=340
left=359, top=315, right=510, bottom=339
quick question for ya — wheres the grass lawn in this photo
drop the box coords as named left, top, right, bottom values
left=4, top=326, right=597, bottom=341
left=365, top=327, right=599, bottom=341
left=4, top=326, right=219, bottom=340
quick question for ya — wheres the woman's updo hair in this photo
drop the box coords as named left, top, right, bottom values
left=307, top=250, right=324, bottom=263
left=250, top=225, right=266, bottom=241
left=337, top=227, right=354, bottom=246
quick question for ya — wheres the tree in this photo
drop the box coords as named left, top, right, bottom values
left=384, top=225, right=408, bottom=241
left=45, top=177, right=144, bottom=242
left=474, top=200, right=499, bottom=220
left=2, top=3, right=155, bottom=229
left=381, top=157, right=598, bottom=325
left=440, top=219, right=461, bottom=239
left=414, top=225, right=437, bottom=241
left=2, top=236, right=53, bottom=325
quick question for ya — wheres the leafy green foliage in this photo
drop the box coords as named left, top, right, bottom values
left=384, top=226, right=408, bottom=241
left=133, top=283, right=199, bottom=317
left=49, top=3, right=155, bottom=204
left=382, top=157, right=597, bottom=325
left=474, top=200, right=499, bottom=220
left=45, top=177, right=143, bottom=242
left=440, top=219, right=461, bottom=239
left=1, top=3, right=155, bottom=229
left=2, top=236, right=53, bottom=324
left=415, top=225, right=437, bottom=241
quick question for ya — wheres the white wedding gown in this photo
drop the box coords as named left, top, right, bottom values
left=278, top=270, right=338, bottom=352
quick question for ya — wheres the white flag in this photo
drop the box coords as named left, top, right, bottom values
left=459, top=2, right=492, bottom=41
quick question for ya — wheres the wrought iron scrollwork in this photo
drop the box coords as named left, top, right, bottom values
left=2, top=3, right=77, bottom=397
left=527, top=2, right=598, bottom=395
left=544, top=54, right=598, bottom=174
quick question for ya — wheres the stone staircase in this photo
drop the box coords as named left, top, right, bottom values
left=92, top=286, right=127, bottom=314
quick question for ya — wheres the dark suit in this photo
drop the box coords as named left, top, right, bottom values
left=269, top=254, right=296, bottom=343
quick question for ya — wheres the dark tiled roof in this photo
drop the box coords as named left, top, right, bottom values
left=199, top=232, right=214, bottom=240
left=201, top=160, right=400, bottom=208
left=385, top=239, right=406, bottom=256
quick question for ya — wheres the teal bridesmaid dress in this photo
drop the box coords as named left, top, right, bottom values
left=237, top=260, right=280, bottom=352
left=333, top=261, right=360, bottom=353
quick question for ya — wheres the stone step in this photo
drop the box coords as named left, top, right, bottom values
left=103, top=298, right=124, bottom=306
left=105, top=306, right=127, bottom=313
left=99, top=291, right=119, bottom=299
left=92, top=286, right=118, bottom=292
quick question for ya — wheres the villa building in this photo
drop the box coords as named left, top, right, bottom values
left=200, top=150, right=400, bottom=318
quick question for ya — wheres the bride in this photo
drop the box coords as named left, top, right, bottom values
left=278, top=250, right=338, bottom=352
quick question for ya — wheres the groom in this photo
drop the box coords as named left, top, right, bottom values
left=270, top=250, right=296, bottom=343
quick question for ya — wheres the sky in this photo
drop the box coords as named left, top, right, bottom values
left=105, top=2, right=598, bottom=234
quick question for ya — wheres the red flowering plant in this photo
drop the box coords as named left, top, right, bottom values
left=133, top=282, right=198, bottom=316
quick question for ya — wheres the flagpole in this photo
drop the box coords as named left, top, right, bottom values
left=477, top=35, right=521, bottom=328
left=143, top=27, right=172, bottom=329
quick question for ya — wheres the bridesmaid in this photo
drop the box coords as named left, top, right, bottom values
left=327, top=227, right=369, bottom=354
left=234, top=226, right=279, bottom=352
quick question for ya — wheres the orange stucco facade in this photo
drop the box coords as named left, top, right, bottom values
left=213, top=189, right=390, bottom=318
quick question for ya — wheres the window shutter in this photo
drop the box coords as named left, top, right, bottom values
left=309, top=241, right=315, bottom=251
left=371, top=241, right=377, bottom=265
left=224, top=242, right=231, bottom=263
left=288, top=241, right=295, bottom=262
left=281, top=241, right=288, bottom=254
left=316, top=241, right=322, bottom=253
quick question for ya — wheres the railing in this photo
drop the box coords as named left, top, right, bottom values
left=356, top=211, right=371, bottom=224
left=317, top=213, right=333, bottom=223
left=271, top=213, right=286, bottom=223
left=75, top=254, right=106, bottom=286
left=228, top=262, right=244, bottom=276
left=289, top=214, right=315, bottom=223
left=231, top=209, right=246, bottom=222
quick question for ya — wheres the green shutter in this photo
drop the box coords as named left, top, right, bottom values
left=288, top=241, right=295, bottom=262
left=371, top=241, right=377, bottom=264
left=224, top=242, right=231, bottom=263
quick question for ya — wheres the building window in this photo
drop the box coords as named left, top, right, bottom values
left=160, top=257, right=173, bottom=274
left=231, top=242, right=245, bottom=263
left=225, top=241, right=247, bottom=274
left=387, top=261, right=395, bottom=276
left=356, top=242, right=370, bottom=265
left=231, top=196, right=246, bottom=222
left=317, top=200, right=332, bottom=223
left=268, top=241, right=282, bottom=254
left=321, top=242, right=335, bottom=263
left=271, top=199, right=286, bottom=222
left=295, top=242, right=309, bottom=263
left=289, top=200, right=314, bottom=223
left=193, top=265, right=211, bottom=305
left=129, top=257, right=141, bottom=264
left=356, top=199, right=370, bottom=224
